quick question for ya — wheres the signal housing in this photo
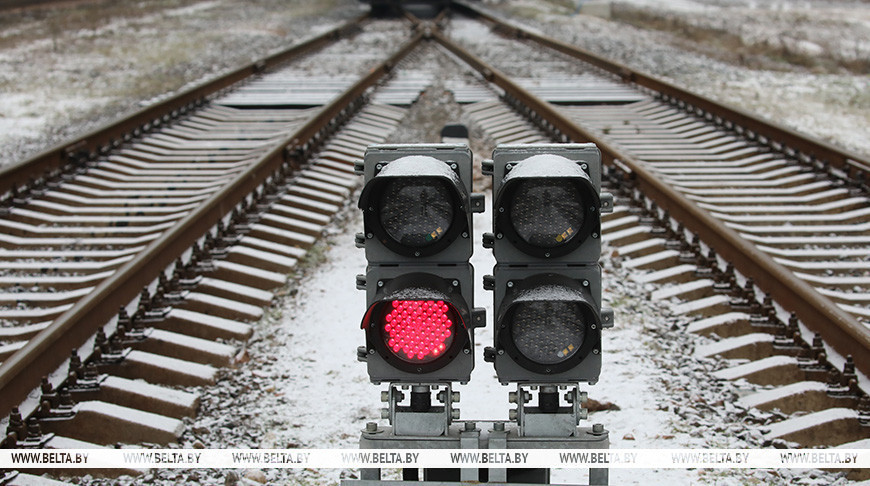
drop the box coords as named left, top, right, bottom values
left=357, top=144, right=484, bottom=385
left=485, top=144, right=612, bottom=384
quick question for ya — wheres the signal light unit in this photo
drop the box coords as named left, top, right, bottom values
left=353, top=142, right=612, bottom=476
left=356, top=144, right=484, bottom=385
left=483, top=144, right=614, bottom=385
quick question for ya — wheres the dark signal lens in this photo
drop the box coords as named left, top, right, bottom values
left=382, top=300, right=457, bottom=363
left=378, top=178, right=454, bottom=248
left=510, top=301, right=586, bottom=365
left=508, top=179, right=585, bottom=249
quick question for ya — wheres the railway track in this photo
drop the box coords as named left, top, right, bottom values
left=1, top=3, right=868, bottom=484
left=0, top=14, right=426, bottom=482
left=440, top=0, right=870, bottom=458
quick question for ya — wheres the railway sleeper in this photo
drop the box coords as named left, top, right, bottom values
left=302, top=167, right=357, bottom=188
left=41, top=190, right=211, bottom=208
left=35, top=400, right=183, bottom=446
left=257, top=213, right=325, bottom=238
left=463, top=20, right=870, bottom=456
left=740, top=381, right=860, bottom=415
left=0, top=219, right=173, bottom=239
left=622, top=138, right=748, bottom=152
left=669, top=173, right=817, bottom=190
left=669, top=294, right=733, bottom=318
left=174, top=291, right=263, bottom=323
left=601, top=223, right=657, bottom=248
left=633, top=264, right=699, bottom=285
left=706, top=199, right=869, bottom=217
left=245, top=224, right=316, bottom=254
left=764, top=408, right=870, bottom=448
left=687, top=312, right=757, bottom=338
left=194, top=276, right=272, bottom=307
left=126, top=328, right=235, bottom=367
left=285, top=185, right=346, bottom=207
left=67, top=374, right=199, bottom=419
left=209, top=260, right=286, bottom=290
left=601, top=210, right=639, bottom=230
left=98, top=349, right=215, bottom=387
left=727, top=221, right=870, bottom=238
left=294, top=176, right=351, bottom=198
left=651, top=279, right=718, bottom=304
left=714, top=355, right=823, bottom=387
left=0, top=257, right=132, bottom=274
left=638, top=146, right=766, bottom=162
left=23, top=199, right=200, bottom=217
left=85, top=167, right=236, bottom=184
left=326, top=138, right=365, bottom=157
left=713, top=207, right=870, bottom=226
left=0, top=305, right=72, bottom=326
left=0, top=271, right=114, bottom=292
left=268, top=202, right=332, bottom=226
left=0, top=341, right=26, bottom=362
left=316, top=156, right=356, bottom=173
left=690, top=188, right=854, bottom=207
left=678, top=180, right=836, bottom=198
left=225, top=245, right=298, bottom=275
left=622, top=249, right=681, bottom=272
left=318, top=145, right=362, bottom=162
left=660, top=165, right=801, bottom=182
left=234, top=236, right=305, bottom=265
left=696, top=333, right=781, bottom=361
left=0, top=322, right=50, bottom=343
left=604, top=191, right=869, bottom=450
left=156, top=308, right=252, bottom=342
left=278, top=193, right=342, bottom=215
left=612, top=237, right=668, bottom=260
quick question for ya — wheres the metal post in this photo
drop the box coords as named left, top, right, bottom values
left=347, top=383, right=609, bottom=485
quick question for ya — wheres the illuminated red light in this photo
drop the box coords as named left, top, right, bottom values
left=382, top=300, right=455, bottom=362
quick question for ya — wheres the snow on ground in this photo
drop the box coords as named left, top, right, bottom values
left=482, top=0, right=870, bottom=158
left=88, top=69, right=856, bottom=485
left=0, top=0, right=366, bottom=167
left=1, top=0, right=868, bottom=168
left=3, top=1, right=868, bottom=485
left=104, top=192, right=851, bottom=485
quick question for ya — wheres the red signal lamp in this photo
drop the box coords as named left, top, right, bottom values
left=360, top=274, right=472, bottom=377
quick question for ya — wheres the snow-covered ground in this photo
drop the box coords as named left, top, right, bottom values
left=0, top=0, right=367, bottom=167
left=93, top=49, right=859, bottom=486
left=3, top=1, right=868, bottom=485
left=116, top=193, right=852, bottom=485
left=1, top=0, right=867, bottom=168
left=482, top=0, right=870, bottom=158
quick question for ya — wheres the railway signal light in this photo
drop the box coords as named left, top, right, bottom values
left=356, top=144, right=484, bottom=384
left=483, top=144, right=613, bottom=384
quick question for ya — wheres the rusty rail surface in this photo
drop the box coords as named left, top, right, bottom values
left=451, top=1, right=870, bottom=180
left=432, top=29, right=870, bottom=379
left=0, top=30, right=425, bottom=420
left=0, top=13, right=368, bottom=197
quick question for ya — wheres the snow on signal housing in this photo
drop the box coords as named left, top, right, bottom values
left=496, top=273, right=601, bottom=376
left=494, top=154, right=601, bottom=260
left=484, top=144, right=610, bottom=385
left=358, top=154, right=470, bottom=259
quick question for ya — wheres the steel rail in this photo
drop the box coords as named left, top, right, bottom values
left=0, top=30, right=426, bottom=420
left=0, top=13, right=368, bottom=197
left=432, top=30, right=870, bottom=379
left=450, top=1, right=870, bottom=179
